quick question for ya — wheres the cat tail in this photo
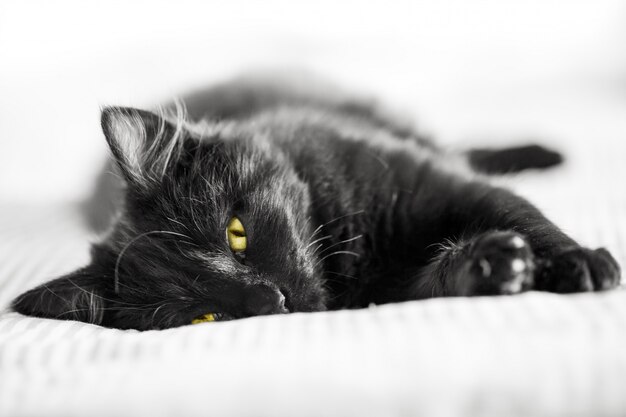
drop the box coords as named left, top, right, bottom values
left=466, top=144, right=563, bottom=174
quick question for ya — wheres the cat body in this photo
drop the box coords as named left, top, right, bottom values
left=13, top=77, right=621, bottom=329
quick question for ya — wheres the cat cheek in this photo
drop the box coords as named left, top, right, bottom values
left=11, top=265, right=112, bottom=325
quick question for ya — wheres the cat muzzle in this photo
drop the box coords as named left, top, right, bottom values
left=243, top=284, right=289, bottom=316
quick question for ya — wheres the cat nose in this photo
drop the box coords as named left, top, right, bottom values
left=243, top=285, right=288, bottom=316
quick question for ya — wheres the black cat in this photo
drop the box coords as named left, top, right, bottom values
left=12, top=78, right=621, bottom=330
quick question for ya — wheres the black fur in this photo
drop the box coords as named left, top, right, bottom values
left=12, top=79, right=621, bottom=330
left=468, top=144, right=563, bottom=174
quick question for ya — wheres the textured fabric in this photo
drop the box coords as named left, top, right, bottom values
left=1, top=130, right=626, bottom=416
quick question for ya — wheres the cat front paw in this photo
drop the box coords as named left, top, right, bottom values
left=536, top=247, right=621, bottom=293
left=463, top=231, right=535, bottom=295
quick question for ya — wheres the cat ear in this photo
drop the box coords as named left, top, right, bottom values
left=101, top=106, right=183, bottom=186
left=11, top=264, right=113, bottom=325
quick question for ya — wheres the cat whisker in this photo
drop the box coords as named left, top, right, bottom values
left=67, top=279, right=155, bottom=307
left=317, top=234, right=363, bottom=256
left=166, top=216, right=191, bottom=232
left=309, top=210, right=366, bottom=239
left=56, top=305, right=160, bottom=319
left=324, top=270, right=359, bottom=280
left=315, top=250, right=361, bottom=268
left=312, top=243, right=325, bottom=256
left=306, top=234, right=332, bottom=249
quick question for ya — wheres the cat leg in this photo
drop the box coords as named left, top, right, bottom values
left=412, top=181, right=620, bottom=296
left=533, top=247, right=620, bottom=292
left=414, top=231, right=535, bottom=296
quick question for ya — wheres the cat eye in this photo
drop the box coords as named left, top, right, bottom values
left=226, top=216, right=247, bottom=253
left=191, top=313, right=229, bottom=324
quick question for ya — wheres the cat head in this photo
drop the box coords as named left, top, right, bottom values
left=12, top=107, right=327, bottom=329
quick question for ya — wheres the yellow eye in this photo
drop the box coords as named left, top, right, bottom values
left=191, top=313, right=216, bottom=324
left=226, top=216, right=247, bottom=252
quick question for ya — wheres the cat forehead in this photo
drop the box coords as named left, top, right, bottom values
left=192, top=127, right=280, bottom=170
left=191, top=119, right=273, bottom=150
left=182, top=136, right=295, bottom=194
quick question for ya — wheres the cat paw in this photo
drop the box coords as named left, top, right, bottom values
left=464, top=231, right=535, bottom=295
left=536, top=247, right=621, bottom=293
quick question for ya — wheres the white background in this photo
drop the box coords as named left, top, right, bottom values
left=1, top=4, right=626, bottom=416
left=1, top=0, right=625, bottom=203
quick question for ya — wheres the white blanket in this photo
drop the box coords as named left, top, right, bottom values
left=1, top=132, right=626, bottom=416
